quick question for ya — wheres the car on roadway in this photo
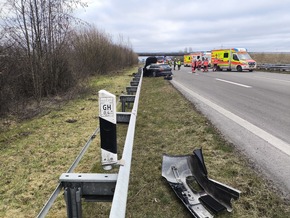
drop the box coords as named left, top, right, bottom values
left=145, top=63, right=173, bottom=77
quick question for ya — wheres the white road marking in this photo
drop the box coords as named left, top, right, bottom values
left=172, top=80, right=290, bottom=156
left=215, top=78, right=252, bottom=88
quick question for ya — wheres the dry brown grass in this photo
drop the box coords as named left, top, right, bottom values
left=250, top=52, right=290, bottom=64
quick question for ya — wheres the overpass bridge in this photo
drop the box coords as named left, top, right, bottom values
left=136, top=52, right=187, bottom=57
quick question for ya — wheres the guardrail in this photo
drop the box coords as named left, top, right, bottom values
left=37, top=68, right=143, bottom=218
left=257, top=63, right=290, bottom=72
left=109, top=70, right=142, bottom=218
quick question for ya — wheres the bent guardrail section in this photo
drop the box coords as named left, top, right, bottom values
left=37, top=68, right=143, bottom=218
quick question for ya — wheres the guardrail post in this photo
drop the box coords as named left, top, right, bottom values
left=130, top=81, right=139, bottom=86
left=119, top=95, right=135, bottom=112
left=126, top=86, right=137, bottom=95
left=64, top=186, right=82, bottom=217
left=60, top=173, right=118, bottom=218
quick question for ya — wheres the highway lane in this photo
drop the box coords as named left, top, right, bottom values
left=170, top=66, right=290, bottom=197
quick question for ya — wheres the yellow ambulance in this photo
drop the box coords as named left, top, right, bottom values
left=211, top=48, right=256, bottom=72
left=184, top=52, right=205, bottom=67
left=183, top=54, right=192, bottom=67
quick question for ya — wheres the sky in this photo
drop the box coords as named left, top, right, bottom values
left=75, top=0, right=290, bottom=53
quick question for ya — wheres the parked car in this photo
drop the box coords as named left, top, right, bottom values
left=143, top=56, right=157, bottom=77
left=145, top=63, right=173, bottom=77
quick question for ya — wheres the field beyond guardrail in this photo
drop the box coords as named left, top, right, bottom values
left=248, top=52, right=290, bottom=72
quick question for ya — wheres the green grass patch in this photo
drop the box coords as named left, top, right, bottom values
left=1, top=68, right=290, bottom=217
left=123, top=77, right=290, bottom=218
left=0, top=68, right=135, bottom=218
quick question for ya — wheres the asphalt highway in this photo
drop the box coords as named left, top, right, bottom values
left=170, top=66, right=290, bottom=198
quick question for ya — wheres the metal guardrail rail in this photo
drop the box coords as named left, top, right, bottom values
left=257, top=63, right=290, bottom=71
left=37, top=68, right=143, bottom=218
left=109, top=70, right=142, bottom=218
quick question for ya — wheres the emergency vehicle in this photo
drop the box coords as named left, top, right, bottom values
left=183, top=52, right=210, bottom=67
left=183, top=54, right=192, bottom=67
left=191, top=52, right=212, bottom=68
left=211, top=48, right=256, bottom=72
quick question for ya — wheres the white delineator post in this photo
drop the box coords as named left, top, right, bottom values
left=99, top=90, right=117, bottom=170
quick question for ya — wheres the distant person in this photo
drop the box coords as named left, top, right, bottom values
left=173, top=58, right=177, bottom=70
left=197, top=59, right=202, bottom=70
left=203, top=58, right=209, bottom=72
left=191, top=60, right=196, bottom=73
left=177, top=59, right=181, bottom=70
left=213, top=55, right=218, bottom=71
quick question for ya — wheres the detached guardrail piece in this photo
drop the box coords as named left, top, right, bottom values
left=162, top=148, right=240, bottom=217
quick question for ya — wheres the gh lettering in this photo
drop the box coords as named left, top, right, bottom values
left=103, top=104, right=112, bottom=110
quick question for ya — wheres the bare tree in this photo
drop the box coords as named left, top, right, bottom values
left=70, top=27, right=138, bottom=76
left=1, top=0, right=86, bottom=101
left=0, top=1, right=138, bottom=117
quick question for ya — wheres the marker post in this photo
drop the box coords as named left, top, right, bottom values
left=99, top=90, right=117, bottom=170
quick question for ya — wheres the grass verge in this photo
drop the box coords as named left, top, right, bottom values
left=0, top=69, right=135, bottom=218
left=1, top=67, right=290, bottom=217
left=124, top=77, right=290, bottom=218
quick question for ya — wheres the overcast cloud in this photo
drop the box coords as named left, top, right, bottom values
left=75, top=0, right=290, bottom=53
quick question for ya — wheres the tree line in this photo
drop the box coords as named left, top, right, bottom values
left=0, top=0, right=138, bottom=117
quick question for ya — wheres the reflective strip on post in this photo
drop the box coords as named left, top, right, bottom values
left=99, top=90, right=117, bottom=170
